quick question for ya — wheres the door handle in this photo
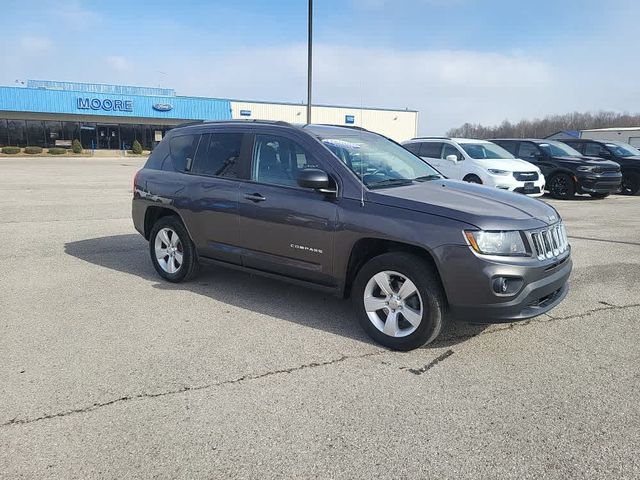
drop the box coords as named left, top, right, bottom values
left=244, top=193, right=266, bottom=202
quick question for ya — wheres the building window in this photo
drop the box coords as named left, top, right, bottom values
left=62, top=122, right=80, bottom=142
left=80, top=123, right=97, bottom=150
left=120, top=124, right=135, bottom=150
left=45, top=121, right=63, bottom=148
left=26, top=120, right=46, bottom=147
left=0, top=119, right=8, bottom=147
left=7, top=120, right=27, bottom=147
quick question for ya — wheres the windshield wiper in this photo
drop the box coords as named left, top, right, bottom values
left=367, top=178, right=414, bottom=189
left=412, top=174, right=441, bottom=182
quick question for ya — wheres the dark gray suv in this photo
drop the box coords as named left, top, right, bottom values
left=132, top=121, right=571, bottom=350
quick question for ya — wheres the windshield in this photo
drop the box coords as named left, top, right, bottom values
left=459, top=142, right=515, bottom=160
left=538, top=141, right=581, bottom=157
left=320, top=135, right=442, bottom=189
left=605, top=142, right=640, bottom=157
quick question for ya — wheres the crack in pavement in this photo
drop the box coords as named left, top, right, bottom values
left=407, top=349, right=455, bottom=375
left=3, top=302, right=638, bottom=430
left=0, top=350, right=385, bottom=430
left=568, top=235, right=640, bottom=247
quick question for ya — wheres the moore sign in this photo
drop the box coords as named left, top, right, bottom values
left=77, top=97, right=133, bottom=112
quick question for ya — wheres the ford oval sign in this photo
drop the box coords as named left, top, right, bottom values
left=153, top=103, right=173, bottom=112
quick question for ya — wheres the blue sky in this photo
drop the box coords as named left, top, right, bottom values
left=1, top=0, right=639, bottom=134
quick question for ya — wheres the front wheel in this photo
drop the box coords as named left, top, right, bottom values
left=548, top=173, right=575, bottom=199
left=351, top=252, right=446, bottom=351
left=149, top=215, right=199, bottom=282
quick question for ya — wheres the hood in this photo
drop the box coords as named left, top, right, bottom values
left=551, top=155, right=620, bottom=167
left=476, top=157, right=540, bottom=172
left=368, top=179, right=558, bottom=231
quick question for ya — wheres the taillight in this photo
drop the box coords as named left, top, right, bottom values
left=133, top=170, right=141, bottom=196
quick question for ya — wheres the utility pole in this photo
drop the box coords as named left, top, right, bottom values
left=307, top=0, right=313, bottom=124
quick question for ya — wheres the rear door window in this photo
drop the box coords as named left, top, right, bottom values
left=518, top=142, right=541, bottom=160
left=167, top=134, right=199, bottom=171
left=192, top=132, right=244, bottom=178
left=419, top=142, right=443, bottom=158
left=584, top=142, right=609, bottom=157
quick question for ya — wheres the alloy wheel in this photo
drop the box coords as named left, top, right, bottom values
left=363, top=270, right=424, bottom=338
left=550, top=176, right=569, bottom=197
left=154, top=227, right=184, bottom=274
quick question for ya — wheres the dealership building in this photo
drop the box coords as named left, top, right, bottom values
left=0, top=80, right=418, bottom=150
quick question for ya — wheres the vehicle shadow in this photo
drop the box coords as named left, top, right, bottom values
left=64, top=234, right=488, bottom=349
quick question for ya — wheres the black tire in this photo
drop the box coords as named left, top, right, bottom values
left=149, top=215, right=199, bottom=283
left=620, top=172, right=640, bottom=195
left=463, top=174, right=482, bottom=184
left=351, top=252, right=446, bottom=351
left=589, top=192, right=610, bottom=199
left=548, top=173, right=575, bottom=199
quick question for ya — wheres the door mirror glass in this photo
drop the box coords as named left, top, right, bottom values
left=445, top=154, right=458, bottom=164
left=297, top=168, right=335, bottom=193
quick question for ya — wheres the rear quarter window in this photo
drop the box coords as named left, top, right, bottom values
left=495, top=141, right=517, bottom=155
left=144, top=138, right=170, bottom=170
left=164, top=134, right=200, bottom=171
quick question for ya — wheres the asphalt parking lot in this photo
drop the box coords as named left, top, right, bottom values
left=1, top=156, right=639, bottom=479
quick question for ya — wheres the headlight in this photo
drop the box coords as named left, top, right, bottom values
left=464, top=230, right=527, bottom=256
left=577, top=165, right=601, bottom=173
left=488, top=169, right=511, bottom=176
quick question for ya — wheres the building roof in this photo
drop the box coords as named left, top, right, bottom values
left=581, top=126, right=640, bottom=132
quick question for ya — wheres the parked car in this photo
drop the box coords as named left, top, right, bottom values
left=132, top=121, right=571, bottom=351
left=402, top=137, right=545, bottom=197
left=491, top=139, right=622, bottom=199
left=558, top=139, right=640, bottom=195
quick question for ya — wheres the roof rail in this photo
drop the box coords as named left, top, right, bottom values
left=410, top=136, right=451, bottom=140
left=310, top=124, right=370, bottom=132
left=174, top=119, right=294, bottom=129
left=174, top=120, right=204, bottom=128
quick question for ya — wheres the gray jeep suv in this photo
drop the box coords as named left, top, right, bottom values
left=132, top=121, right=571, bottom=350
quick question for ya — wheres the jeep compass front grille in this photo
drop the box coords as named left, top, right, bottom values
left=514, top=171, right=539, bottom=181
left=530, top=223, right=569, bottom=260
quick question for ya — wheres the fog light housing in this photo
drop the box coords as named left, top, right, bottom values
left=492, top=276, right=523, bottom=295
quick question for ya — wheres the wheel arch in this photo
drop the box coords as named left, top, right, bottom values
left=463, top=173, right=483, bottom=183
left=144, top=206, right=186, bottom=240
left=342, top=238, right=447, bottom=303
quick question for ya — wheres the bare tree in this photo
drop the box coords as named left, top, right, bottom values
left=446, top=111, right=640, bottom=139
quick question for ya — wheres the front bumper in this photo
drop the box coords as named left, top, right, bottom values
left=434, top=244, right=572, bottom=324
left=486, top=175, right=545, bottom=197
left=576, top=172, right=622, bottom=194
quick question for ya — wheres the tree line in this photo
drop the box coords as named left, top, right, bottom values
left=446, top=111, right=640, bottom=139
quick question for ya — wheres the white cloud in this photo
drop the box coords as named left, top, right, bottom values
left=19, top=35, right=52, bottom=53
left=106, top=55, right=131, bottom=72
left=53, top=0, right=100, bottom=28
left=160, top=43, right=555, bottom=134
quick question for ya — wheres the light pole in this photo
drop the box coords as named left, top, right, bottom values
left=307, top=0, right=313, bottom=124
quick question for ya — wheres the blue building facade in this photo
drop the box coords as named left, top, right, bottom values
left=0, top=80, right=232, bottom=150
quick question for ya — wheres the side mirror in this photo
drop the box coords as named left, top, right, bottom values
left=297, top=168, right=336, bottom=194
left=445, top=154, right=458, bottom=164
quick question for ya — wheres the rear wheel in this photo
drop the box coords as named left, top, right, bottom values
left=620, top=172, right=640, bottom=195
left=548, top=173, right=575, bottom=199
left=149, top=216, right=199, bottom=282
left=351, top=252, right=446, bottom=351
